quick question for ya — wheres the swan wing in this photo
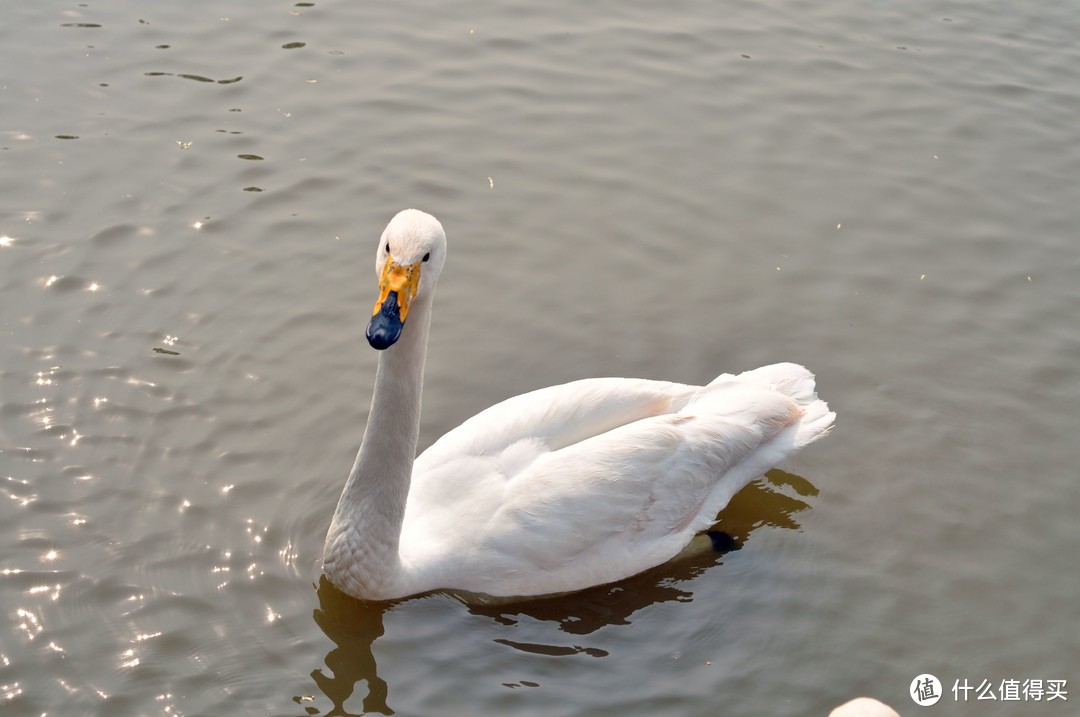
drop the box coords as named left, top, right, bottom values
left=403, top=377, right=698, bottom=543
left=400, top=365, right=831, bottom=596
left=419, top=377, right=699, bottom=460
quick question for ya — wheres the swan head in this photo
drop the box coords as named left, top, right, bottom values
left=366, top=209, right=447, bottom=350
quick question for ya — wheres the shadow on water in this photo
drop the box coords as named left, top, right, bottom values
left=305, top=468, right=816, bottom=715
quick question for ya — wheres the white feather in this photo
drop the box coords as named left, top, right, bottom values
left=323, top=210, right=835, bottom=600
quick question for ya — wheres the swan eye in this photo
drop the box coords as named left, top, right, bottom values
left=385, top=242, right=390, bottom=254
left=423, top=252, right=430, bottom=262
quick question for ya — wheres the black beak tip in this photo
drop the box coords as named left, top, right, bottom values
left=366, top=321, right=401, bottom=350
left=366, top=292, right=404, bottom=350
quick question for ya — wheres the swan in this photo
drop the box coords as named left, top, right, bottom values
left=323, top=209, right=835, bottom=601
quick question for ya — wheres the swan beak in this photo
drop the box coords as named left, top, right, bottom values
left=366, top=257, right=421, bottom=350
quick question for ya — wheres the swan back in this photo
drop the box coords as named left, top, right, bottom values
left=397, top=363, right=834, bottom=597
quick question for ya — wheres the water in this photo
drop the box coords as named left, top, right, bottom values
left=2, top=1, right=1078, bottom=715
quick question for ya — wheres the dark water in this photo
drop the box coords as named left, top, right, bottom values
left=2, top=1, right=1078, bottom=715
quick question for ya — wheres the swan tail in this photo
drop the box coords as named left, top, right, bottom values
left=701, top=362, right=834, bottom=447
left=722, top=362, right=815, bottom=403
left=737, top=362, right=834, bottom=447
left=792, top=395, right=835, bottom=448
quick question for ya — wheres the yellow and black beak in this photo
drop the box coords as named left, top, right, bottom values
left=366, top=256, right=422, bottom=350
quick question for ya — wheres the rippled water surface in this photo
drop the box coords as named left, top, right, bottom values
left=2, top=2, right=1078, bottom=715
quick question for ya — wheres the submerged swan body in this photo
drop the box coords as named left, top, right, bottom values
left=323, top=209, right=835, bottom=601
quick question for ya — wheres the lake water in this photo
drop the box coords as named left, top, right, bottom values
left=2, top=1, right=1078, bottom=715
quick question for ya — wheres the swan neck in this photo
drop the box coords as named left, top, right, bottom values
left=324, top=293, right=433, bottom=598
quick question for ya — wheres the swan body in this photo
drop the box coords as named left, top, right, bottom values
left=323, top=209, right=835, bottom=601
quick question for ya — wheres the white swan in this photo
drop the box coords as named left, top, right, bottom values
left=323, top=209, right=835, bottom=601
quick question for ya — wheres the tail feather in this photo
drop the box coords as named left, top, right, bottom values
left=730, top=362, right=820, bottom=406
left=793, top=398, right=835, bottom=448
left=705, top=362, right=834, bottom=448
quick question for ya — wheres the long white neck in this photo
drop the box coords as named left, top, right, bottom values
left=323, top=292, right=433, bottom=599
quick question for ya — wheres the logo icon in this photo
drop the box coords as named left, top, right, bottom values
left=911, top=674, right=943, bottom=706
